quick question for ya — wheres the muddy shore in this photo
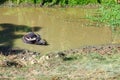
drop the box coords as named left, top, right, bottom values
left=0, top=43, right=120, bottom=67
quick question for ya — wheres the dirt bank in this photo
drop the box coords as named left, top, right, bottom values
left=0, top=43, right=120, bottom=67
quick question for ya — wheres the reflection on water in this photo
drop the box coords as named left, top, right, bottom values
left=0, top=8, right=112, bottom=53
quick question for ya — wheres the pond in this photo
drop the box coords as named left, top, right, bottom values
left=0, top=7, right=114, bottom=54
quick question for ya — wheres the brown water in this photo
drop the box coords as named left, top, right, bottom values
left=0, top=7, right=113, bottom=54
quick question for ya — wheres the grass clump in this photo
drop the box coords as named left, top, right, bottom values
left=87, top=1, right=120, bottom=31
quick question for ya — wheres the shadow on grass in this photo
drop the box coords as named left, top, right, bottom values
left=0, top=0, right=7, bottom=5
left=0, top=23, right=41, bottom=55
left=63, top=57, right=77, bottom=61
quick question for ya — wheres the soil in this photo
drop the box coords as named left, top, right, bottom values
left=61, top=44, right=120, bottom=55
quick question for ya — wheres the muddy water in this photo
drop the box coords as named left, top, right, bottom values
left=0, top=8, right=113, bottom=54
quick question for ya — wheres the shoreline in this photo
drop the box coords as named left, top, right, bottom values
left=0, top=43, right=120, bottom=67
left=0, top=2, right=101, bottom=9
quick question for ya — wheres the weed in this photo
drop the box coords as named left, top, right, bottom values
left=87, top=1, right=120, bottom=31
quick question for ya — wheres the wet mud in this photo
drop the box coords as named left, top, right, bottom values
left=46, top=44, right=120, bottom=60
left=61, top=44, right=120, bottom=55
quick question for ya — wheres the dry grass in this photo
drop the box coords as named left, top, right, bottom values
left=0, top=51, right=120, bottom=80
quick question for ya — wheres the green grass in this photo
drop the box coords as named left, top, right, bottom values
left=86, top=1, right=120, bottom=43
left=87, top=1, right=120, bottom=32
